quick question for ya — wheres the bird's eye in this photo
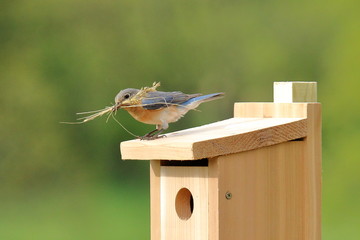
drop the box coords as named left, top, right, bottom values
left=124, top=94, right=130, bottom=99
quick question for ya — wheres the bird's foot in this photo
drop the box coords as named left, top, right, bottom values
left=137, top=128, right=166, bottom=140
left=138, top=134, right=166, bottom=141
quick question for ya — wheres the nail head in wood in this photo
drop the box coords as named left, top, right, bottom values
left=225, top=191, right=232, bottom=200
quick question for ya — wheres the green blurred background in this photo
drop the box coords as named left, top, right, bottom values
left=1, top=0, right=359, bottom=239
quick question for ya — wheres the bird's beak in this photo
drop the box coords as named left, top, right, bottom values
left=114, top=100, right=130, bottom=110
left=114, top=102, right=122, bottom=110
left=121, top=99, right=132, bottom=106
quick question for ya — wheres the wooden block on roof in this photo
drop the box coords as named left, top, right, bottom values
left=120, top=117, right=307, bottom=160
left=274, top=82, right=317, bottom=103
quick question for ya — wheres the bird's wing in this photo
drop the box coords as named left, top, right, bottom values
left=141, top=91, right=201, bottom=110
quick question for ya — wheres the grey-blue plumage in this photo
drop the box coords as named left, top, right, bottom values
left=142, top=92, right=224, bottom=110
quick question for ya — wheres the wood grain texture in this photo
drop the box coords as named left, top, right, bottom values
left=274, top=82, right=317, bottom=103
left=234, top=103, right=309, bottom=118
left=160, top=166, right=208, bottom=240
left=127, top=99, right=321, bottom=240
left=303, top=104, right=322, bottom=239
left=208, top=157, right=220, bottom=240
left=217, top=141, right=306, bottom=240
left=121, top=117, right=307, bottom=160
left=216, top=102, right=321, bottom=240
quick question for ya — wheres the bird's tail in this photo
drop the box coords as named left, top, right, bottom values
left=195, top=92, right=225, bottom=103
left=182, top=92, right=224, bottom=108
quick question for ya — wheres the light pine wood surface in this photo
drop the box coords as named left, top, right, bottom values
left=128, top=82, right=321, bottom=240
left=216, top=141, right=306, bottom=239
left=160, top=166, right=208, bottom=240
left=147, top=103, right=321, bottom=240
left=121, top=117, right=307, bottom=160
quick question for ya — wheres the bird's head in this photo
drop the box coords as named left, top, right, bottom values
left=114, top=88, right=140, bottom=109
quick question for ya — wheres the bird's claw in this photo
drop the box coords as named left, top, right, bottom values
left=138, top=134, right=166, bottom=141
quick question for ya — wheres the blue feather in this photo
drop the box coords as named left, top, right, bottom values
left=180, top=93, right=224, bottom=106
left=141, top=91, right=223, bottom=110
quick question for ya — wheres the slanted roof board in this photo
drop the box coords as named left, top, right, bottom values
left=120, top=117, right=307, bottom=160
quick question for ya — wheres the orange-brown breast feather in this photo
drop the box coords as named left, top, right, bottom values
left=125, top=107, right=163, bottom=125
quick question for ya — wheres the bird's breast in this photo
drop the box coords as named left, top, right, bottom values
left=124, top=106, right=189, bottom=125
left=124, top=107, right=161, bottom=125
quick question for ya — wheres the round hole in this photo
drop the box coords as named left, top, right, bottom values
left=175, top=188, right=194, bottom=220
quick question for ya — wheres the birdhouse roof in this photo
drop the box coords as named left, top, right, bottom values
left=120, top=117, right=307, bottom=160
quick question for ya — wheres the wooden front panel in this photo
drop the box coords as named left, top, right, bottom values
left=160, top=166, right=208, bottom=240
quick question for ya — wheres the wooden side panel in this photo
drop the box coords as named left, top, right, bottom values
left=150, top=160, right=161, bottom=240
left=303, top=104, right=322, bottom=239
left=160, top=166, right=209, bottom=240
left=218, top=141, right=306, bottom=240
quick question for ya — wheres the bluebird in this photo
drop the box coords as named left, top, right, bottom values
left=114, top=83, right=224, bottom=140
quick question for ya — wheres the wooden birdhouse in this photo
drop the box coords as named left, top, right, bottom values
left=120, top=82, right=321, bottom=240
